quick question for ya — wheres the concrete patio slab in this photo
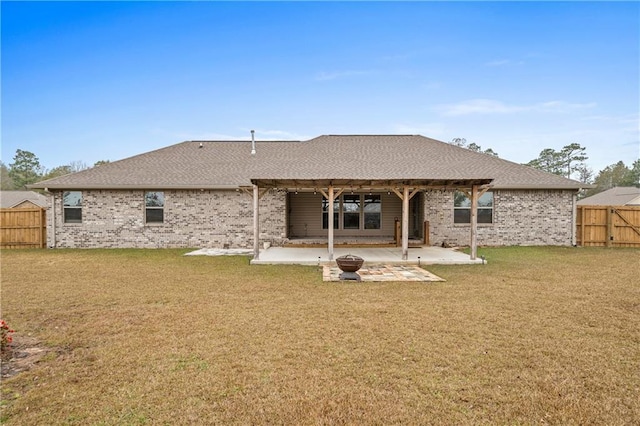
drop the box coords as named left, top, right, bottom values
left=186, top=248, right=253, bottom=256
left=250, top=246, right=483, bottom=265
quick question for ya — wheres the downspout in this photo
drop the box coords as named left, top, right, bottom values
left=571, top=191, right=577, bottom=246
left=46, top=188, right=56, bottom=249
left=253, top=184, right=259, bottom=260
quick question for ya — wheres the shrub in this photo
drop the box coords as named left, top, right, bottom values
left=0, top=319, right=15, bottom=354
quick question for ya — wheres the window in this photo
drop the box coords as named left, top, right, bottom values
left=322, top=194, right=382, bottom=230
left=145, top=191, right=164, bottom=223
left=322, top=196, right=339, bottom=229
left=63, top=191, right=82, bottom=223
left=454, top=191, right=493, bottom=224
left=363, top=195, right=381, bottom=229
left=342, top=195, right=361, bottom=229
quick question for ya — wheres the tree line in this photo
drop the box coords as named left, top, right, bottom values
left=0, top=149, right=109, bottom=191
left=451, top=138, right=639, bottom=197
left=1, top=144, right=639, bottom=198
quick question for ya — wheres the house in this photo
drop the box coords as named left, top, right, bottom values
left=577, top=187, right=640, bottom=206
left=29, top=135, right=587, bottom=259
left=0, top=191, right=48, bottom=209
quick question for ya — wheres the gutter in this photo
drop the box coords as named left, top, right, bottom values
left=27, top=184, right=247, bottom=191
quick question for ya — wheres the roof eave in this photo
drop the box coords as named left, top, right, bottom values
left=27, top=183, right=247, bottom=191
left=491, top=183, right=592, bottom=190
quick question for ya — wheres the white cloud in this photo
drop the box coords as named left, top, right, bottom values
left=314, top=70, right=374, bottom=81
left=435, top=99, right=597, bottom=116
left=537, top=100, right=597, bottom=113
left=484, top=59, right=525, bottom=67
left=484, top=59, right=511, bottom=67
left=436, top=99, right=525, bottom=116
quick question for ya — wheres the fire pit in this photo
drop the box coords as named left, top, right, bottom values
left=335, top=254, right=364, bottom=281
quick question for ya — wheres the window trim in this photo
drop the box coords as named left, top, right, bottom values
left=453, top=190, right=494, bottom=225
left=63, top=191, right=82, bottom=224
left=321, top=194, right=382, bottom=230
left=145, top=191, right=165, bottom=224
left=342, top=194, right=361, bottom=229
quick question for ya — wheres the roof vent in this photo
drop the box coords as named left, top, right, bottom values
left=251, top=130, right=256, bottom=155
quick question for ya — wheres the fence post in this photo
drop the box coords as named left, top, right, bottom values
left=606, top=207, right=612, bottom=247
left=579, top=206, right=585, bottom=247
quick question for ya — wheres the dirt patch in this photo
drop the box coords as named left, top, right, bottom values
left=1, top=335, right=52, bottom=379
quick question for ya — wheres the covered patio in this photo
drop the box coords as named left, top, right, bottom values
left=247, top=177, right=493, bottom=263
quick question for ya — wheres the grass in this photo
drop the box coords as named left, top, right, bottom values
left=0, top=246, right=638, bottom=425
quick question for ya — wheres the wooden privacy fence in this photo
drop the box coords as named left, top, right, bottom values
left=576, top=205, right=640, bottom=247
left=0, top=208, right=47, bottom=249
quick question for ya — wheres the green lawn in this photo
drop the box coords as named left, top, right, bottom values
left=1, top=247, right=639, bottom=425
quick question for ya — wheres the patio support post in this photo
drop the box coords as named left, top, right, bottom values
left=328, top=185, right=335, bottom=260
left=402, top=185, right=409, bottom=260
left=470, top=184, right=478, bottom=260
left=253, top=184, right=260, bottom=260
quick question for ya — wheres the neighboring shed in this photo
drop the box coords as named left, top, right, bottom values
left=577, top=187, right=640, bottom=206
left=0, top=191, right=48, bottom=209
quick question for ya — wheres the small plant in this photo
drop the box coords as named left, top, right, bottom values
left=0, top=319, right=15, bottom=354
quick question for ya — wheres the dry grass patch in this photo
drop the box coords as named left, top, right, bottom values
left=1, top=247, right=639, bottom=424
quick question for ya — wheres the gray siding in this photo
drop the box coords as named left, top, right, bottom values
left=288, top=192, right=401, bottom=238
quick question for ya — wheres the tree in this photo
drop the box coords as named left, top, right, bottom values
left=630, top=159, right=640, bottom=187
left=574, top=163, right=594, bottom=185
left=559, top=143, right=588, bottom=179
left=449, top=138, right=499, bottom=157
left=8, top=149, right=45, bottom=190
left=526, top=148, right=564, bottom=176
left=94, top=160, right=110, bottom=167
left=585, top=161, right=637, bottom=197
left=526, top=143, right=588, bottom=179
left=1, top=161, right=15, bottom=190
left=41, top=161, right=88, bottom=181
left=42, top=165, right=73, bottom=181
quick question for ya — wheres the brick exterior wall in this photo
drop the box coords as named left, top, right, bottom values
left=46, top=188, right=576, bottom=248
left=47, top=189, right=287, bottom=249
left=424, top=189, right=576, bottom=247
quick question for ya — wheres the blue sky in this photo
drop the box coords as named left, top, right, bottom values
left=2, top=1, right=639, bottom=176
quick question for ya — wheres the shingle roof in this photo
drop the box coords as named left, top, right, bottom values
left=30, top=135, right=586, bottom=190
left=577, top=187, right=640, bottom=206
left=0, top=191, right=48, bottom=208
